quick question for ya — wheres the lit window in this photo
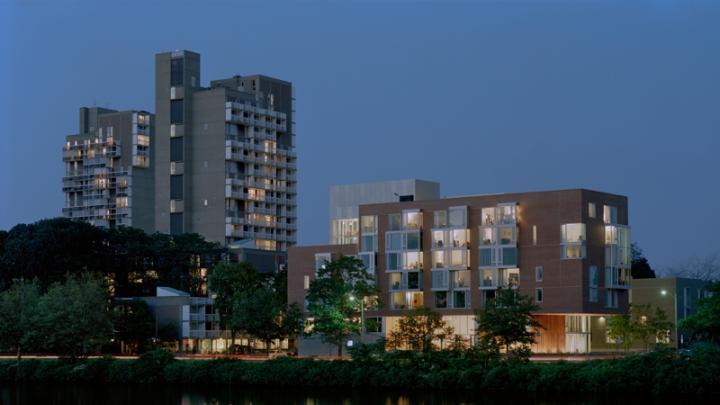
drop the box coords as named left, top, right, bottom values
left=303, top=275, right=310, bottom=290
left=561, top=223, right=586, bottom=243
left=603, top=205, right=618, bottom=224
left=403, top=210, right=422, bottom=230
left=588, top=202, right=596, bottom=219
left=361, top=215, right=377, bottom=234
left=532, top=225, right=537, bottom=246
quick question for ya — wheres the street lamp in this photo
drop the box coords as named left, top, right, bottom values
left=349, top=294, right=365, bottom=344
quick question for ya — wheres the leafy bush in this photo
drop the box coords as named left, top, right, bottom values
left=0, top=345, right=718, bottom=395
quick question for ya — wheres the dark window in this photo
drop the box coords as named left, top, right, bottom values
left=170, top=213, right=183, bottom=236
left=399, top=195, right=414, bottom=202
left=171, top=59, right=184, bottom=86
left=170, top=175, right=183, bottom=200
left=170, top=100, right=184, bottom=124
left=170, top=137, right=184, bottom=161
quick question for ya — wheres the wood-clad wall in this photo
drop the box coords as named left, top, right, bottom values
left=532, top=315, right=565, bottom=353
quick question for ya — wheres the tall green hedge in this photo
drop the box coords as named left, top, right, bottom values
left=1, top=344, right=719, bottom=395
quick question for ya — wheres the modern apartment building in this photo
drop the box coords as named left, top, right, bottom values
left=62, top=107, right=155, bottom=232
left=330, top=180, right=440, bottom=245
left=154, top=50, right=297, bottom=264
left=289, top=188, right=632, bottom=354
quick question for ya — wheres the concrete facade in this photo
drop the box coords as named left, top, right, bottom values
left=330, top=179, right=440, bottom=245
left=154, top=50, right=297, bottom=267
left=62, top=107, right=155, bottom=232
left=290, top=188, right=631, bottom=354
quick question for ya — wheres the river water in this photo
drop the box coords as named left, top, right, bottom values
left=0, top=383, right=715, bottom=404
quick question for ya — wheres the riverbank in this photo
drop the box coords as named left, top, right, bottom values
left=1, top=346, right=718, bottom=395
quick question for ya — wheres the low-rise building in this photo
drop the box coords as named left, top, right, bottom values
left=628, top=277, right=711, bottom=348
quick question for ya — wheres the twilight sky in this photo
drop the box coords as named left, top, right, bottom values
left=1, top=0, right=718, bottom=269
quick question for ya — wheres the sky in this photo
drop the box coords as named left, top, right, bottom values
left=1, top=0, right=718, bottom=269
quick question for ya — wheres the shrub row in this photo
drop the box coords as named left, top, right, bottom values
left=1, top=345, right=719, bottom=395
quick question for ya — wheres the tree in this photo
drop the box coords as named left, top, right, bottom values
left=233, top=288, right=304, bottom=355
left=208, top=262, right=265, bottom=350
left=36, top=273, right=112, bottom=357
left=305, top=256, right=379, bottom=356
left=0, top=279, right=41, bottom=359
left=663, top=253, right=720, bottom=281
left=679, top=281, right=720, bottom=343
left=631, top=243, right=656, bottom=279
left=606, top=313, right=634, bottom=352
left=475, top=288, right=543, bottom=355
left=607, top=304, right=674, bottom=352
left=112, top=300, right=155, bottom=353
left=392, top=307, right=455, bottom=352
left=631, top=304, right=674, bottom=350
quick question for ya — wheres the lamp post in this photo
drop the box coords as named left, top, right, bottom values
left=349, top=295, right=365, bottom=344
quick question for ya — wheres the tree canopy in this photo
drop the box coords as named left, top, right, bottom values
left=679, top=281, right=720, bottom=343
left=0, top=218, right=223, bottom=297
left=475, top=288, right=542, bottom=356
left=631, top=243, right=656, bottom=279
left=305, top=255, right=379, bottom=356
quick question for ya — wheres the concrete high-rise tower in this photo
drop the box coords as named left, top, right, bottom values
left=62, top=107, right=155, bottom=232
left=154, top=50, right=297, bottom=269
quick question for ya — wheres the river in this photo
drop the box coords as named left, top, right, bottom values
left=0, top=383, right=716, bottom=404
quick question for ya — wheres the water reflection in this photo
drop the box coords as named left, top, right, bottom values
left=0, top=383, right=713, bottom=405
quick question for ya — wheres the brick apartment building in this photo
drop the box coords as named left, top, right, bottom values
left=289, top=188, right=631, bottom=354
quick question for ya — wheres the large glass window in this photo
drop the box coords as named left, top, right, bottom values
left=388, top=214, right=401, bottom=231
left=603, top=205, right=618, bottom=224
left=561, top=223, right=586, bottom=243
left=432, top=270, right=448, bottom=289
left=402, top=252, right=422, bottom=270
left=450, top=229, right=469, bottom=247
left=453, top=290, right=468, bottom=309
left=481, top=208, right=496, bottom=225
left=433, top=250, right=446, bottom=268
left=502, top=247, right=517, bottom=266
left=386, top=233, right=402, bottom=251
left=360, top=234, right=376, bottom=252
left=480, top=269, right=495, bottom=288
left=432, top=230, right=446, bottom=248
left=170, top=99, right=184, bottom=124
left=499, top=226, right=514, bottom=245
left=386, top=253, right=400, bottom=271
left=407, top=272, right=421, bottom=289
left=434, top=210, right=447, bottom=228
left=450, top=249, right=468, bottom=268
left=435, top=291, right=448, bottom=308
left=499, top=204, right=516, bottom=224
left=405, top=232, right=420, bottom=250
left=480, top=227, right=495, bottom=245
left=563, top=245, right=586, bottom=259
left=480, top=248, right=492, bottom=267
left=589, top=265, right=599, bottom=302
left=361, top=215, right=376, bottom=234
left=403, top=211, right=421, bottom=230
left=452, top=270, right=471, bottom=289
left=605, top=225, right=617, bottom=245
left=448, top=206, right=467, bottom=227
left=389, top=273, right=402, bottom=290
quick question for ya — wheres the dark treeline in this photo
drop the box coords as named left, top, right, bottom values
left=0, top=218, right=223, bottom=296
